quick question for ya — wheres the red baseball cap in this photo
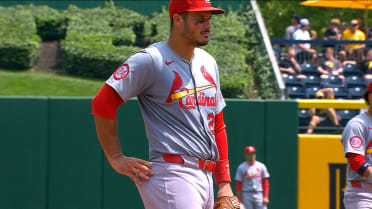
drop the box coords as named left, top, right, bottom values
left=368, top=81, right=372, bottom=93
left=245, top=146, right=256, bottom=154
left=168, top=0, right=225, bottom=19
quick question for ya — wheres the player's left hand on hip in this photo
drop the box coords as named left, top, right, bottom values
left=110, top=154, right=154, bottom=185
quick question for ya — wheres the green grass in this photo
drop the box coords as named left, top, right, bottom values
left=0, top=69, right=105, bottom=96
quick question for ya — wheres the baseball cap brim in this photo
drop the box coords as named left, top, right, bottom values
left=186, top=7, right=225, bottom=14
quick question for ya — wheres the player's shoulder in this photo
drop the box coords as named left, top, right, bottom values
left=237, top=161, right=247, bottom=169
left=195, top=47, right=216, bottom=63
left=346, top=112, right=367, bottom=127
left=254, top=161, right=267, bottom=167
left=133, top=42, right=166, bottom=70
left=140, top=42, right=164, bottom=57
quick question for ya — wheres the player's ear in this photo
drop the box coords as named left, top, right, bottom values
left=172, top=13, right=185, bottom=27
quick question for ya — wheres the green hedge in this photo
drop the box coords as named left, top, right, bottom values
left=0, top=6, right=41, bottom=69
left=59, top=6, right=141, bottom=78
left=30, top=5, right=67, bottom=41
left=244, top=5, right=279, bottom=99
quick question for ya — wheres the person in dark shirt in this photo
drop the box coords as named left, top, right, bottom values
left=323, top=18, right=342, bottom=54
left=324, top=18, right=341, bottom=41
left=318, top=47, right=344, bottom=83
left=279, top=46, right=306, bottom=79
left=307, top=88, right=340, bottom=134
left=360, top=49, right=372, bottom=79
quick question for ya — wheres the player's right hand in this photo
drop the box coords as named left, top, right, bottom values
left=110, top=154, right=154, bottom=185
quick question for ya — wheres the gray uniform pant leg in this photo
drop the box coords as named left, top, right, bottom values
left=136, top=162, right=214, bottom=209
left=242, top=191, right=267, bottom=209
left=344, top=187, right=372, bottom=209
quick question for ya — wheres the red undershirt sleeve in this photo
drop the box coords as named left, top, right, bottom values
left=236, top=180, right=242, bottom=192
left=213, top=111, right=231, bottom=185
left=236, top=180, right=242, bottom=201
left=262, top=178, right=269, bottom=199
left=348, top=153, right=366, bottom=172
left=91, top=84, right=124, bottom=120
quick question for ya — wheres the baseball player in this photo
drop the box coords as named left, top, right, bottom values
left=92, top=0, right=239, bottom=209
left=341, top=81, right=372, bottom=209
left=235, top=146, right=270, bottom=209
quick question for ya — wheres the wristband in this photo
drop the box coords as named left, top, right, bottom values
left=213, top=159, right=231, bottom=185
left=357, top=162, right=370, bottom=176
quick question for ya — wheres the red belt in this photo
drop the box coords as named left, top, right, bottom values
left=350, top=181, right=361, bottom=188
left=162, top=154, right=216, bottom=172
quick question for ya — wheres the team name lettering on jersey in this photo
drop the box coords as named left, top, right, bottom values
left=166, top=66, right=217, bottom=109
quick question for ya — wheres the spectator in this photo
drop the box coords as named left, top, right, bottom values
left=285, top=15, right=301, bottom=40
left=323, top=18, right=341, bottom=41
left=339, top=19, right=366, bottom=62
left=317, top=47, right=344, bottom=83
left=323, top=18, right=342, bottom=54
left=359, top=48, right=372, bottom=80
left=279, top=46, right=306, bottom=79
left=365, top=27, right=372, bottom=53
left=307, top=88, right=340, bottom=134
left=293, top=18, right=318, bottom=65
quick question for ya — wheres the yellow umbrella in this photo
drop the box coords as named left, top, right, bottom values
left=301, top=0, right=372, bottom=29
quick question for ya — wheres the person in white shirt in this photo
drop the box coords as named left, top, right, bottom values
left=293, top=18, right=318, bottom=65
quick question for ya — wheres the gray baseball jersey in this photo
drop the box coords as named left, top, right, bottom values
left=106, top=42, right=225, bottom=161
left=235, top=161, right=270, bottom=192
left=341, top=112, right=372, bottom=182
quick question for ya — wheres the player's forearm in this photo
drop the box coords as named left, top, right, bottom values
left=217, top=182, right=234, bottom=197
left=94, top=115, right=123, bottom=162
left=363, top=166, right=372, bottom=178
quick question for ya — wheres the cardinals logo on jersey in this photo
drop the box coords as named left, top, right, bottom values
left=166, top=66, right=217, bottom=109
left=244, top=168, right=261, bottom=179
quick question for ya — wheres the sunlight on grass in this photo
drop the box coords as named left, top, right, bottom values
left=0, top=69, right=106, bottom=96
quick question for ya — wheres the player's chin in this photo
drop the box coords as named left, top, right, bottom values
left=197, top=39, right=209, bottom=47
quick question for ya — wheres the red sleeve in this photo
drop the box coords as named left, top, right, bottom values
left=262, top=178, right=269, bottom=198
left=236, top=180, right=242, bottom=201
left=348, top=153, right=365, bottom=172
left=236, top=180, right=242, bottom=192
left=213, top=111, right=231, bottom=185
left=214, top=110, right=226, bottom=133
left=91, top=84, right=124, bottom=120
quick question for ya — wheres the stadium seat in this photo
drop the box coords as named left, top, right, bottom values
left=337, top=109, right=359, bottom=126
left=303, top=75, right=322, bottom=88
left=345, top=75, right=366, bottom=89
left=343, top=64, right=363, bottom=77
left=305, top=86, right=322, bottom=98
left=301, top=63, right=320, bottom=76
left=323, top=76, right=343, bottom=88
left=288, top=86, right=305, bottom=99
left=333, top=87, right=348, bottom=99
left=298, top=109, right=310, bottom=127
left=284, top=75, right=303, bottom=87
left=365, top=78, right=372, bottom=86
left=348, top=86, right=366, bottom=99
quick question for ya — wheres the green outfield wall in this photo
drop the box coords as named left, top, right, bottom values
left=0, top=97, right=297, bottom=209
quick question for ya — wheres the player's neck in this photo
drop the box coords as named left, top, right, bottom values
left=246, top=160, right=255, bottom=166
left=167, top=35, right=194, bottom=62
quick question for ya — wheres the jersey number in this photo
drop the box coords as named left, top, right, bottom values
left=207, top=113, right=215, bottom=135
